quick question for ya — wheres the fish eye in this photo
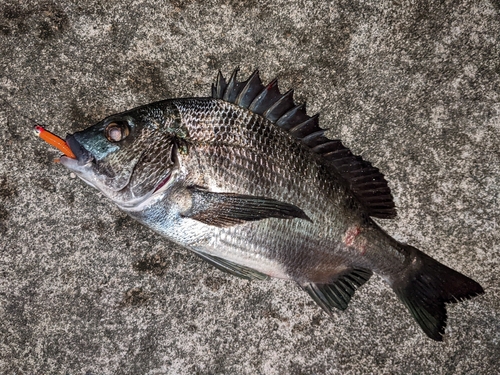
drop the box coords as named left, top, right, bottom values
left=105, top=121, right=130, bottom=142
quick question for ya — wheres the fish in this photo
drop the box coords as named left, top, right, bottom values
left=38, top=69, right=484, bottom=341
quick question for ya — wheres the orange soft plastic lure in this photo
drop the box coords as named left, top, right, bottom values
left=34, top=125, right=76, bottom=159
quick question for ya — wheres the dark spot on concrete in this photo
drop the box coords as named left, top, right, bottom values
left=172, top=250, right=194, bottom=264
left=261, top=306, right=288, bottom=322
left=2, top=4, right=22, bottom=19
left=223, top=0, right=263, bottom=16
left=169, top=18, right=188, bottom=35
left=80, top=219, right=107, bottom=235
left=291, top=322, right=307, bottom=334
left=492, top=0, right=500, bottom=12
left=289, top=361, right=327, bottom=375
left=121, top=287, right=150, bottom=307
left=69, top=100, right=96, bottom=127
left=305, top=17, right=353, bottom=86
left=37, top=2, right=69, bottom=40
left=107, top=21, right=136, bottom=51
left=63, top=191, right=75, bottom=204
left=205, top=53, right=222, bottom=71
left=37, top=177, right=56, bottom=193
left=127, top=60, right=174, bottom=99
left=244, top=290, right=273, bottom=313
left=5, top=297, right=29, bottom=328
left=32, top=144, right=58, bottom=164
left=0, top=2, right=68, bottom=39
left=39, top=21, right=53, bottom=39
left=133, top=251, right=171, bottom=277
left=114, top=214, right=135, bottom=232
left=0, top=204, right=9, bottom=234
left=0, top=175, right=18, bottom=199
left=167, top=0, right=196, bottom=11
left=0, top=24, right=10, bottom=35
left=310, top=314, right=323, bottom=326
left=17, top=20, right=29, bottom=34
left=203, top=275, right=228, bottom=291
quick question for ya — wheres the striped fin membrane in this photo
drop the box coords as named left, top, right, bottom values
left=212, top=69, right=396, bottom=219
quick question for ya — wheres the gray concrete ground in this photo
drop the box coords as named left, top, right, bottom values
left=1, top=1, right=499, bottom=374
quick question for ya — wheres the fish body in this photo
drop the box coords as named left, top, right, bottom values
left=52, top=70, right=483, bottom=340
left=122, top=98, right=401, bottom=281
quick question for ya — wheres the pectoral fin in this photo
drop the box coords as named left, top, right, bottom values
left=182, top=186, right=311, bottom=227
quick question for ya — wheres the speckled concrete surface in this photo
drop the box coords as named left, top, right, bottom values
left=1, top=1, right=499, bottom=374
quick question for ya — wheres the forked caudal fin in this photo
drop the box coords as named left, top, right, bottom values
left=391, top=244, right=484, bottom=341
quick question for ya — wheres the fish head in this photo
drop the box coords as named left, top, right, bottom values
left=60, top=103, right=183, bottom=209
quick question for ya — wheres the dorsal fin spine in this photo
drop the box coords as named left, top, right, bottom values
left=276, top=103, right=308, bottom=130
left=235, top=70, right=263, bottom=108
left=223, top=69, right=239, bottom=101
left=302, top=133, right=329, bottom=148
left=311, top=140, right=344, bottom=153
left=263, top=89, right=295, bottom=122
left=213, top=71, right=227, bottom=99
left=249, top=79, right=281, bottom=115
left=289, top=114, right=320, bottom=138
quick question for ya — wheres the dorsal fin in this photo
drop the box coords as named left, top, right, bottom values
left=212, top=69, right=396, bottom=219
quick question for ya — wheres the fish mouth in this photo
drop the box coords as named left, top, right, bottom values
left=65, top=134, right=94, bottom=165
left=59, top=134, right=97, bottom=189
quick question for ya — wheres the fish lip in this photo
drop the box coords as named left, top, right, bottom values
left=65, top=134, right=94, bottom=165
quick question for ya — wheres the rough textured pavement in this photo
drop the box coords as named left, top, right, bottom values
left=1, top=1, right=499, bottom=374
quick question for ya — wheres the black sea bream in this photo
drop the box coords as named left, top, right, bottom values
left=47, top=70, right=483, bottom=340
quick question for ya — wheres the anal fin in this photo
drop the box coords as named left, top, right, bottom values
left=301, top=268, right=372, bottom=313
left=194, top=251, right=269, bottom=280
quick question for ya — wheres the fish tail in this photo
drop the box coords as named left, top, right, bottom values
left=390, top=243, right=484, bottom=341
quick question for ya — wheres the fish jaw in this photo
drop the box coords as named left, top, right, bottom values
left=60, top=133, right=100, bottom=188
left=59, top=154, right=99, bottom=190
left=59, top=135, right=155, bottom=210
left=59, top=153, right=126, bottom=206
left=60, top=151, right=177, bottom=211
